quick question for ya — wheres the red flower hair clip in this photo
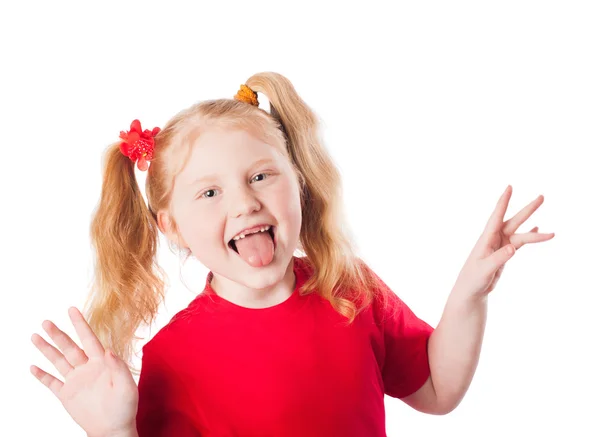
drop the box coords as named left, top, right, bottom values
left=119, top=119, right=161, bottom=171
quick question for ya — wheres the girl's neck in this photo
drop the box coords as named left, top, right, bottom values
left=209, top=259, right=297, bottom=309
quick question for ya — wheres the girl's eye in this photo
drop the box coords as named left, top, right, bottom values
left=252, top=173, right=269, bottom=182
left=200, top=189, right=218, bottom=199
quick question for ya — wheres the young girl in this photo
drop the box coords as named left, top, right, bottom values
left=30, top=72, right=554, bottom=437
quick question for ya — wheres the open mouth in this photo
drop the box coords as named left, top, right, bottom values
left=228, top=226, right=276, bottom=254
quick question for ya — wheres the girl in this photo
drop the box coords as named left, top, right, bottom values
left=30, top=72, right=554, bottom=437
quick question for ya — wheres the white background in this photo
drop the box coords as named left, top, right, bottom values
left=2, top=1, right=599, bottom=435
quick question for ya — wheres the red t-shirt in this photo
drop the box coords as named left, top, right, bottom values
left=136, top=256, right=433, bottom=436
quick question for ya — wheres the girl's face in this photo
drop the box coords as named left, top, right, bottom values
left=162, top=128, right=302, bottom=293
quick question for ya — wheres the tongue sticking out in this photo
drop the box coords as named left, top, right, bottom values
left=234, top=232, right=274, bottom=267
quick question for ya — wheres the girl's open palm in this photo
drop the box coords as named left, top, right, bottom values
left=30, top=307, right=138, bottom=437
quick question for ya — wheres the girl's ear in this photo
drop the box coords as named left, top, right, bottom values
left=156, top=210, right=188, bottom=249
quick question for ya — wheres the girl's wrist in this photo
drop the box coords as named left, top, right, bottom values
left=88, top=425, right=138, bottom=437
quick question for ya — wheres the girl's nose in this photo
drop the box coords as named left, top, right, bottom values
left=229, top=186, right=261, bottom=218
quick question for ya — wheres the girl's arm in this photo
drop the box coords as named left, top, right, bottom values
left=403, top=186, right=552, bottom=414
left=402, top=290, right=487, bottom=414
left=92, top=428, right=139, bottom=437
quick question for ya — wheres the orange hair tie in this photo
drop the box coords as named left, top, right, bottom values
left=234, top=84, right=259, bottom=107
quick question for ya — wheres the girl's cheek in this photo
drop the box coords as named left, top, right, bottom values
left=272, top=178, right=297, bottom=198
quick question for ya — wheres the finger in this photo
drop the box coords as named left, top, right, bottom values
left=484, top=243, right=515, bottom=275
left=30, top=365, right=63, bottom=397
left=69, top=307, right=105, bottom=359
left=510, top=231, right=555, bottom=250
left=31, top=333, right=74, bottom=378
left=484, top=185, right=513, bottom=235
left=487, top=263, right=505, bottom=291
left=503, top=195, right=545, bottom=235
left=42, top=320, right=89, bottom=367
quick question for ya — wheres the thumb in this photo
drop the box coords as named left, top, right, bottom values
left=485, top=243, right=515, bottom=274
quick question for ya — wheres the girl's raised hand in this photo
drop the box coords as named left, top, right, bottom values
left=30, top=307, right=139, bottom=437
left=453, top=185, right=555, bottom=299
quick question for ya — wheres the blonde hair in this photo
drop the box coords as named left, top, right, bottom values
left=85, top=72, right=386, bottom=372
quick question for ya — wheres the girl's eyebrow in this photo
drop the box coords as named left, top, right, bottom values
left=187, top=158, right=276, bottom=187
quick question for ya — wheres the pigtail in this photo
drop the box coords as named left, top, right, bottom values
left=84, top=143, right=166, bottom=372
left=245, top=73, right=384, bottom=322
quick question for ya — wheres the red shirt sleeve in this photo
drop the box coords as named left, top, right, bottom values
left=136, top=342, right=202, bottom=437
left=371, top=270, right=435, bottom=399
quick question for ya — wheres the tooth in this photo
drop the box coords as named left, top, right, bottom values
left=232, top=225, right=273, bottom=241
